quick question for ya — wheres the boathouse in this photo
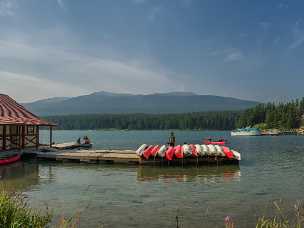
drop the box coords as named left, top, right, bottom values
left=0, top=94, right=55, bottom=151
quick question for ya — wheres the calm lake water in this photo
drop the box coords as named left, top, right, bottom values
left=1, top=130, right=304, bottom=227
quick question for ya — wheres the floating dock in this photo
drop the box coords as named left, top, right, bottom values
left=23, top=148, right=239, bottom=166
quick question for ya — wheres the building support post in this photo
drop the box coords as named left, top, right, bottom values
left=3, top=125, right=6, bottom=151
left=36, top=126, right=39, bottom=150
left=21, top=125, right=25, bottom=149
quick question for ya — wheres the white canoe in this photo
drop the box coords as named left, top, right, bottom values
left=195, top=144, right=203, bottom=156
left=136, top=144, right=147, bottom=156
left=182, top=144, right=192, bottom=156
left=231, top=150, right=241, bottom=161
left=201, top=144, right=208, bottom=156
left=214, top=145, right=226, bottom=157
left=207, top=144, right=216, bottom=156
left=157, top=145, right=167, bottom=157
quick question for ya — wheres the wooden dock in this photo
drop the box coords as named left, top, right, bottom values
left=23, top=149, right=239, bottom=166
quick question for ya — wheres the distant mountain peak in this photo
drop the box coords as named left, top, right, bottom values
left=30, top=97, right=70, bottom=104
left=90, top=91, right=133, bottom=97
left=91, top=91, right=198, bottom=97
left=24, top=91, right=259, bottom=116
left=152, top=92, right=197, bottom=96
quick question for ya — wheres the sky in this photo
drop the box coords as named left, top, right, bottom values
left=0, top=0, right=304, bottom=102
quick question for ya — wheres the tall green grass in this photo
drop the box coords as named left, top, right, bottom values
left=0, top=191, right=51, bottom=227
left=224, top=201, right=304, bottom=228
left=0, top=190, right=303, bottom=228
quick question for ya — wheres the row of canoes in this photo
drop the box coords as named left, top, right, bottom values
left=136, top=144, right=241, bottom=161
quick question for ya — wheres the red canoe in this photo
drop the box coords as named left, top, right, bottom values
left=143, top=145, right=154, bottom=159
left=150, top=145, right=160, bottom=157
left=174, top=145, right=183, bottom=159
left=189, top=144, right=198, bottom=157
left=203, top=140, right=226, bottom=146
left=0, top=154, right=21, bottom=165
left=222, top=146, right=234, bottom=159
left=165, top=146, right=175, bottom=161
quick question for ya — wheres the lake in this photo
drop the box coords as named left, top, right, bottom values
left=1, top=130, right=304, bottom=227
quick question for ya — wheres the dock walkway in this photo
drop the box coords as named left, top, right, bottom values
left=25, top=149, right=139, bottom=164
left=23, top=148, right=239, bottom=166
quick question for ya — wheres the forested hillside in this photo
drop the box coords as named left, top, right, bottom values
left=24, top=91, right=258, bottom=115
left=45, top=111, right=239, bottom=130
left=237, top=98, right=304, bottom=129
left=44, top=98, right=304, bottom=130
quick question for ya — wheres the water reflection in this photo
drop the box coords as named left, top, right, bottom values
left=0, top=161, right=39, bottom=191
left=137, top=165, right=241, bottom=183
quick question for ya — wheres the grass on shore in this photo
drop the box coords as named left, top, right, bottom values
left=0, top=191, right=51, bottom=227
left=1, top=190, right=303, bottom=228
left=223, top=200, right=304, bottom=228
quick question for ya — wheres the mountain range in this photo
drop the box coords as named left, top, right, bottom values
left=23, top=91, right=259, bottom=116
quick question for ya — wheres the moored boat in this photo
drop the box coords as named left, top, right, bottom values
left=206, top=144, right=216, bottom=156
left=222, top=146, right=234, bottom=159
left=157, top=145, right=167, bottom=157
left=182, top=144, right=192, bottom=157
left=174, top=145, right=183, bottom=159
left=136, top=144, right=147, bottom=156
left=165, top=146, right=175, bottom=161
left=150, top=145, right=160, bottom=157
left=136, top=143, right=241, bottom=162
left=201, top=144, right=208, bottom=156
left=0, top=154, right=21, bottom=165
left=203, top=138, right=226, bottom=145
left=214, top=145, right=226, bottom=157
left=195, top=144, right=202, bottom=156
left=143, top=145, right=154, bottom=159
left=231, top=127, right=261, bottom=136
left=189, top=144, right=198, bottom=157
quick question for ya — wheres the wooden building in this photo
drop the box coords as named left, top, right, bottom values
left=0, top=94, right=55, bottom=152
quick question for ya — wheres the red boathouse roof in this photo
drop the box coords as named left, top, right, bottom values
left=0, top=94, right=55, bottom=126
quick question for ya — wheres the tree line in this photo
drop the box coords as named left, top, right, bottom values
left=236, top=98, right=304, bottom=129
left=45, top=112, right=240, bottom=130
left=44, top=98, right=304, bottom=130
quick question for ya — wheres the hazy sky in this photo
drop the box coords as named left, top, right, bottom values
left=0, top=0, right=304, bottom=102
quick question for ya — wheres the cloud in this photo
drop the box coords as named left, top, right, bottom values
left=148, top=7, right=161, bottom=22
left=259, top=21, right=271, bottom=31
left=277, top=2, right=288, bottom=9
left=289, top=20, right=304, bottom=49
left=0, top=39, right=183, bottom=102
left=0, top=0, right=17, bottom=16
left=57, top=0, right=66, bottom=10
left=0, top=71, right=89, bottom=102
left=224, top=50, right=244, bottom=62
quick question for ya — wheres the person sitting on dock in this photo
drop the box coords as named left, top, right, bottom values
left=168, top=132, right=176, bottom=147
left=83, top=136, right=91, bottom=145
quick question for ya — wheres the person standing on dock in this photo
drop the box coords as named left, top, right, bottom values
left=168, top=132, right=176, bottom=147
